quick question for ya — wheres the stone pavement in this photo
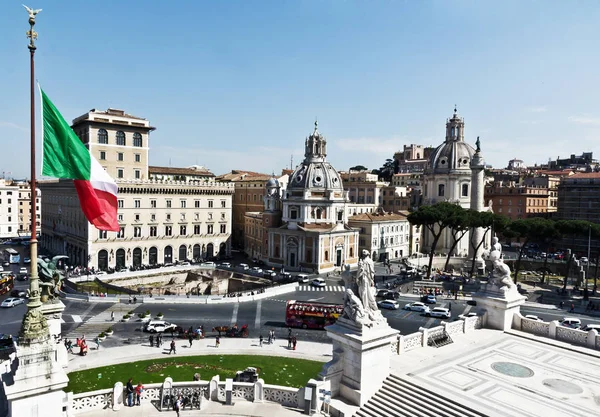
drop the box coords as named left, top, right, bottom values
left=67, top=336, right=332, bottom=372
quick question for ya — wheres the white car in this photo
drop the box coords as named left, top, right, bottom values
left=378, top=300, right=400, bottom=310
left=311, top=278, right=327, bottom=287
left=219, top=262, right=232, bottom=268
left=404, top=302, right=430, bottom=313
left=3, top=262, right=9, bottom=267
left=0, top=266, right=3, bottom=272
left=297, top=274, right=310, bottom=283
left=144, top=320, right=177, bottom=333
left=19, top=267, right=27, bottom=274
left=525, top=315, right=543, bottom=322
left=1, top=297, right=26, bottom=308
left=426, top=307, right=451, bottom=319
left=179, top=261, right=191, bottom=266
left=458, top=312, right=478, bottom=320
left=251, top=267, right=263, bottom=274
left=200, top=262, right=216, bottom=267
left=239, top=263, right=249, bottom=270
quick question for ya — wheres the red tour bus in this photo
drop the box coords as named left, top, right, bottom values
left=285, top=300, right=343, bottom=329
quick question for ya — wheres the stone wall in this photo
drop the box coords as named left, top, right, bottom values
left=513, top=312, right=600, bottom=350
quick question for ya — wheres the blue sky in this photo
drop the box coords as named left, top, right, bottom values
left=1, top=0, right=600, bottom=179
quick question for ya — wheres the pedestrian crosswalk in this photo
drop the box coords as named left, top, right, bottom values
left=63, top=304, right=133, bottom=340
left=297, top=285, right=345, bottom=292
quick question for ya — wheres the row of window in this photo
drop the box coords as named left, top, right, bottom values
left=118, top=211, right=226, bottom=223
left=118, top=199, right=227, bottom=209
left=99, top=151, right=142, bottom=163
left=239, top=193, right=265, bottom=202
left=495, top=198, right=547, bottom=206
left=98, top=223, right=227, bottom=239
left=98, top=129, right=143, bottom=147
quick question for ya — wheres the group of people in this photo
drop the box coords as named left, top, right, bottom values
left=63, top=335, right=96, bottom=356
left=287, top=329, right=298, bottom=350
left=258, top=330, right=276, bottom=347
left=125, top=378, right=144, bottom=407
left=148, top=333, right=164, bottom=348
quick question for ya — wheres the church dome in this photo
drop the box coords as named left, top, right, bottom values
left=287, top=122, right=344, bottom=192
left=427, top=107, right=476, bottom=174
left=266, top=177, right=279, bottom=188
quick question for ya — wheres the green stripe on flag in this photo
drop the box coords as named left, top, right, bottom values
left=41, top=89, right=91, bottom=180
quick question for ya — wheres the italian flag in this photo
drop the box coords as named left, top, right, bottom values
left=40, top=88, right=120, bottom=232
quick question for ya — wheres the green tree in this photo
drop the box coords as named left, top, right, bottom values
left=443, top=207, right=472, bottom=271
left=349, top=165, right=368, bottom=171
left=407, top=202, right=462, bottom=279
left=372, top=159, right=395, bottom=181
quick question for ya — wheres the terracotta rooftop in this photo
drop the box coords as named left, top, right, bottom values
left=348, top=211, right=409, bottom=222
left=537, top=170, right=574, bottom=176
left=568, top=172, right=600, bottom=179
left=216, top=170, right=270, bottom=182
left=148, top=166, right=215, bottom=177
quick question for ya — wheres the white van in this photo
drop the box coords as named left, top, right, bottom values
left=559, top=317, right=581, bottom=329
left=297, top=274, right=310, bottom=283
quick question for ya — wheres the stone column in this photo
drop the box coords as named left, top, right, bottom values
left=468, top=150, right=486, bottom=273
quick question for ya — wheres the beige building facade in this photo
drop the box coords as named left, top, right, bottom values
left=348, top=211, right=411, bottom=262
left=39, top=108, right=234, bottom=269
left=0, top=179, right=19, bottom=238
left=17, top=181, right=40, bottom=236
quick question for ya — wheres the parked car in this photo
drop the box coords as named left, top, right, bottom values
left=580, top=257, right=589, bottom=264
left=239, top=263, right=250, bottom=271
left=376, top=289, right=390, bottom=298
left=422, top=294, right=437, bottom=304
left=179, top=261, right=191, bottom=266
left=426, top=307, right=451, bottom=319
left=280, top=272, right=291, bottom=279
left=10, top=289, right=27, bottom=298
left=297, top=274, right=310, bottom=283
left=458, top=312, right=478, bottom=320
left=581, top=324, right=600, bottom=332
left=144, top=320, right=177, bottom=333
left=19, top=267, right=27, bottom=274
left=404, top=302, right=430, bottom=313
left=0, top=266, right=3, bottom=272
left=311, top=278, right=327, bottom=287
left=263, top=271, right=277, bottom=278
left=384, top=291, right=400, bottom=300
left=1, top=298, right=26, bottom=308
left=16, top=274, right=28, bottom=281
left=524, top=315, right=543, bottom=321
left=23, top=257, right=31, bottom=264
left=2, top=262, right=9, bottom=267
left=219, top=262, right=232, bottom=268
left=200, top=262, right=216, bottom=267
left=559, top=317, right=581, bottom=329
left=378, top=300, right=400, bottom=310
left=251, top=267, right=263, bottom=274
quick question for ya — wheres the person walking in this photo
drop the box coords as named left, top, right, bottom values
left=169, top=339, right=176, bottom=355
left=174, top=395, right=182, bottom=417
left=271, top=329, right=276, bottom=342
left=188, top=333, right=193, bottom=348
left=111, top=311, right=115, bottom=321
left=288, top=334, right=293, bottom=349
left=135, top=382, right=144, bottom=406
left=126, top=378, right=134, bottom=407
left=157, top=333, right=162, bottom=348
left=267, top=332, right=272, bottom=345
left=292, top=335, right=297, bottom=350
left=215, top=335, right=220, bottom=348
left=94, top=336, right=100, bottom=350
left=149, top=334, right=154, bottom=347
left=570, top=303, right=575, bottom=313
left=259, top=334, right=263, bottom=347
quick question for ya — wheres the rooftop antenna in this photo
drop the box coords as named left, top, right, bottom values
left=290, top=154, right=293, bottom=170
left=169, top=158, right=172, bottom=167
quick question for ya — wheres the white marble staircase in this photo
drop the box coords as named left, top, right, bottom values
left=353, top=374, right=488, bottom=417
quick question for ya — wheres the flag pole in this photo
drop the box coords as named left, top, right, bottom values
left=20, top=5, right=49, bottom=344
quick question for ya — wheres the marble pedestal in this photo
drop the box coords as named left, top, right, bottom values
left=319, top=318, right=398, bottom=406
left=3, top=340, right=70, bottom=417
left=40, top=301, right=68, bottom=369
left=473, top=286, right=526, bottom=331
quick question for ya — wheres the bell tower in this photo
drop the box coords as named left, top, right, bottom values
left=445, top=106, right=465, bottom=143
left=304, top=121, right=327, bottom=163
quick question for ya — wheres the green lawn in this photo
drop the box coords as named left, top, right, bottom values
left=66, top=355, right=324, bottom=393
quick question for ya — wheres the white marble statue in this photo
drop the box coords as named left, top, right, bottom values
left=342, top=288, right=369, bottom=326
left=357, top=250, right=382, bottom=322
left=491, top=236, right=502, bottom=253
left=488, top=249, right=518, bottom=295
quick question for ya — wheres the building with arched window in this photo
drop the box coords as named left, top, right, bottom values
left=421, top=108, right=488, bottom=261
left=39, top=109, right=234, bottom=269
left=260, top=122, right=359, bottom=273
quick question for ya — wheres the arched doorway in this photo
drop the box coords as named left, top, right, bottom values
left=206, top=243, right=214, bottom=259
left=98, top=250, right=108, bottom=271
left=178, top=245, right=187, bottom=262
left=116, top=249, right=126, bottom=270
left=219, top=242, right=226, bottom=258
left=164, top=246, right=173, bottom=264
left=149, top=247, right=158, bottom=265
left=193, top=244, right=200, bottom=260
left=133, top=248, right=142, bottom=267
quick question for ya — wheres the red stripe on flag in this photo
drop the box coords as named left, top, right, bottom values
left=74, top=180, right=120, bottom=232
